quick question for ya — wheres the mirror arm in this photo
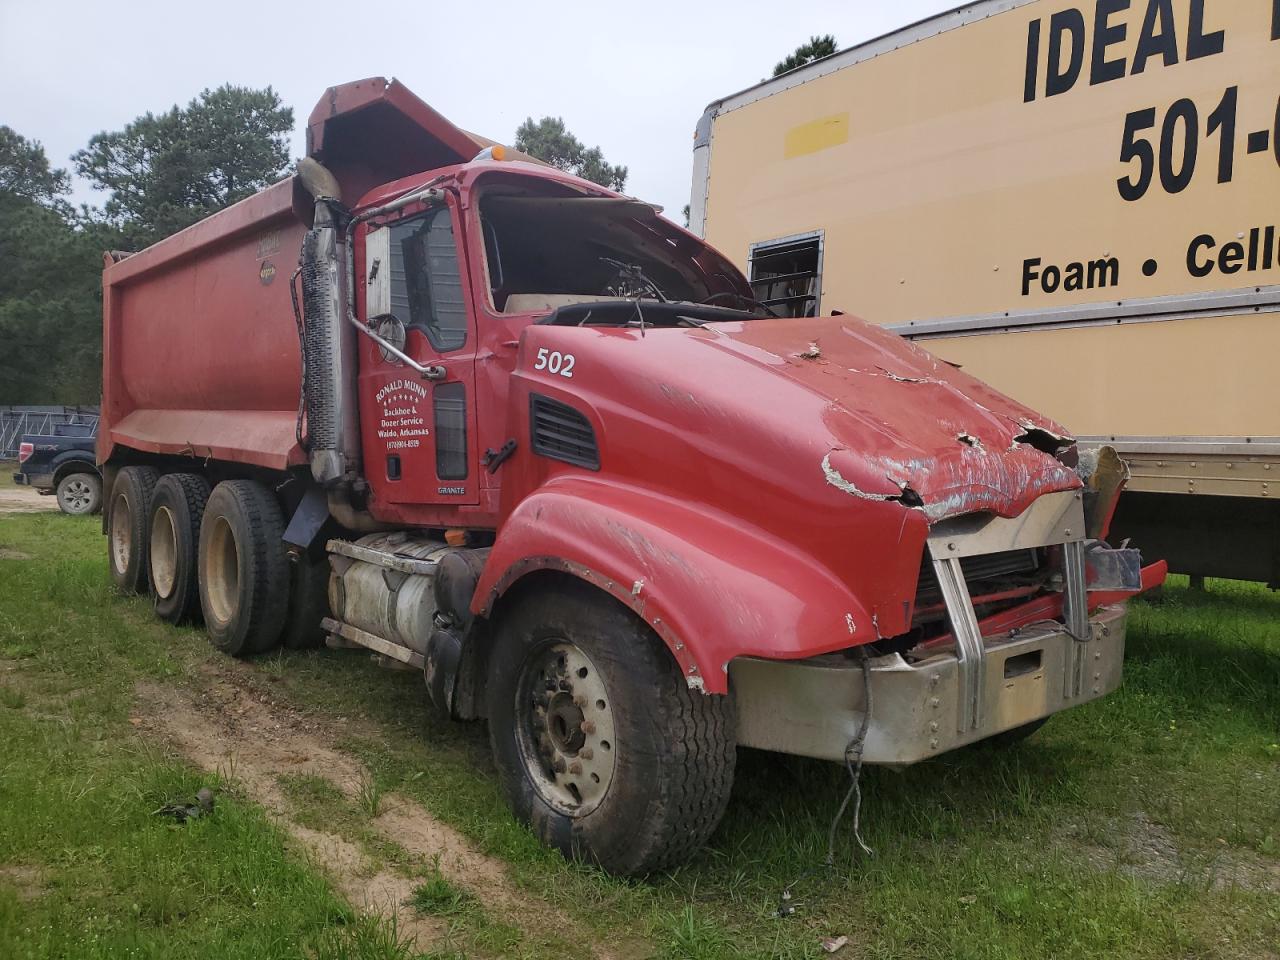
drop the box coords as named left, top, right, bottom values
left=349, top=316, right=446, bottom=380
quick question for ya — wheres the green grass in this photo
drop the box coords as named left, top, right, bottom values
left=411, top=869, right=477, bottom=917
left=0, top=510, right=423, bottom=959
left=0, top=497, right=1277, bottom=958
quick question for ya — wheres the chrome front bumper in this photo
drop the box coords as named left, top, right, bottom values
left=731, top=489, right=1126, bottom=765
left=730, top=604, right=1126, bottom=765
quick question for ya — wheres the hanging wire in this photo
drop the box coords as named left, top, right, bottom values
left=776, top=649, right=875, bottom=918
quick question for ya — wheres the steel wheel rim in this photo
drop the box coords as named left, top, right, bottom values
left=205, top=516, right=239, bottom=625
left=150, top=505, right=178, bottom=599
left=109, top=492, right=131, bottom=574
left=515, top=639, right=617, bottom=816
left=60, top=478, right=93, bottom=512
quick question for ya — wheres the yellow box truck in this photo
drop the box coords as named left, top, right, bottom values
left=693, top=0, right=1280, bottom=584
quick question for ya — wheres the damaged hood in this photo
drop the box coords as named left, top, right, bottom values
left=700, top=316, right=1081, bottom=522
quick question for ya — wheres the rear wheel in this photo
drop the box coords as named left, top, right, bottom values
left=485, top=583, right=736, bottom=876
left=281, top=552, right=331, bottom=649
left=57, top=472, right=101, bottom=515
left=108, top=466, right=160, bottom=594
left=198, top=480, right=289, bottom=657
left=148, top=473, right=211, bottom=624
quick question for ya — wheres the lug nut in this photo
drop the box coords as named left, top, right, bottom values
left=569, top=761, right=583, bottom=774
left=552, top=758, right=567, bottom=773
left=579, top=748, right=594, bottom=759
left=581, top=720, right=596, bottom=735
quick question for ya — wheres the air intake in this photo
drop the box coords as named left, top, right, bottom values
left=530, top=395, right=599, bottom=470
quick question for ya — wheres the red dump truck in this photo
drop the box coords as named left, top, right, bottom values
left=99, top=77, right=1162, bottom=875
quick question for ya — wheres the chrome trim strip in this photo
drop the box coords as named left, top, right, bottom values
left=932, top=556, right=985, bottom=734
left=1061, top=540, right=1091, bottom=699
left=888, top=287, right=1280, bottom=340
left=926, top=490, right=1083, bottom=559
left=1078, top=436, right=1280, bottom=457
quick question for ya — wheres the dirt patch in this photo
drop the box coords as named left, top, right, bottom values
left=0, top=486, right=57, bottom=515
left=137, top=678, right=448, bottom=949
left=1068, top=811, right=1280, bottom=894
left=0, top=864, right=47, bottom=901
left=135, top=670, right=643, bottom=960
left=0, top=546, right=32, bottom=560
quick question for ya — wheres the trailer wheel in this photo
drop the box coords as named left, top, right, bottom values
left=280, top=553, right=330, bottom=649
left=108, top=466, right=160, bottom=594
left=485, top=582, right=736, bottom=876
left=148, top=473, right=211, bottom=624
left=56, top=472, right=102, bottom=516
left=198, top=480, right=289, bottom=657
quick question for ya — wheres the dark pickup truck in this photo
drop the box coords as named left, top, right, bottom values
left=15, top=425, right=101, bottom=515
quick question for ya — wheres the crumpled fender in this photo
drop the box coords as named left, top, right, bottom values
left=472, top=475, right=873, bottom=695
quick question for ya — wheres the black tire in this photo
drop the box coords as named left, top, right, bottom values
left=148, top=473, right=211, bottom=624
left=485, top=582, right=736, bottom=876
left=107, top=466, right=160, bottom=594
left=281, top=552, right=331, bottom=649
left=56, top=471, right=102, bottom=516
left=987, top=717, right=1050, bottom=748
left=198, top=480, right=289, bottom=657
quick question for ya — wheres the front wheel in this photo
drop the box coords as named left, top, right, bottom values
left=485, top=583, right=736, bottom=876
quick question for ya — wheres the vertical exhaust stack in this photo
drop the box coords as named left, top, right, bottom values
left=297, top=159, right=360, bottom=486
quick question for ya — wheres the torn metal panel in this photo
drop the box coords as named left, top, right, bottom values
left=1078, top=444, right=1129, bottom=539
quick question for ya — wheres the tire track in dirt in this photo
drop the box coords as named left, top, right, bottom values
left=135, top=669, right=647, bottom=960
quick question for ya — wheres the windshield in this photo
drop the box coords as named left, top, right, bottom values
left=477, top=189, right=754, bottom=315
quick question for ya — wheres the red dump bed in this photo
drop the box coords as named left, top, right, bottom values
left=97, top=78, right=493, bottom=470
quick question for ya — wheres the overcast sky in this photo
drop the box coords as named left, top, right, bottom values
left=1, top=0, right=958, bottom=218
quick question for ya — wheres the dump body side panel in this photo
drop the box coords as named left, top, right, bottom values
left=100, top=180, right=306, bottom=471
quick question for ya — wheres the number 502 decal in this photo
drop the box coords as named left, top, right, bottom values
left=534, top=348, right=576, bottom=378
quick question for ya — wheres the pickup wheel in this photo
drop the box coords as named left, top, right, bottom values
left=56, top=472, right=102, bottom=516
left=108, top=466, right=160, bottom=594
left=148, top=473, right=211, bottom=624
left=198, top=480, right=289, bottom=657
left=486, top=583, right=736, bottom=876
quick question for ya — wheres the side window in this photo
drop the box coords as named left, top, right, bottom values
left=389, top=208, right=468, bottom=351
left=748, top=232, right=823, bottom=318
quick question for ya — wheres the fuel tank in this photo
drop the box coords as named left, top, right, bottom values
left=327, top=533, right=452, bottom=655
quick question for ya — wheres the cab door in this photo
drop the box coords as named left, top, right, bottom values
left=359, top=201, right=480, bottom=507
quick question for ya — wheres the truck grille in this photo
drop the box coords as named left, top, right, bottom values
left=914, top=548, right=1041, bottom=611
